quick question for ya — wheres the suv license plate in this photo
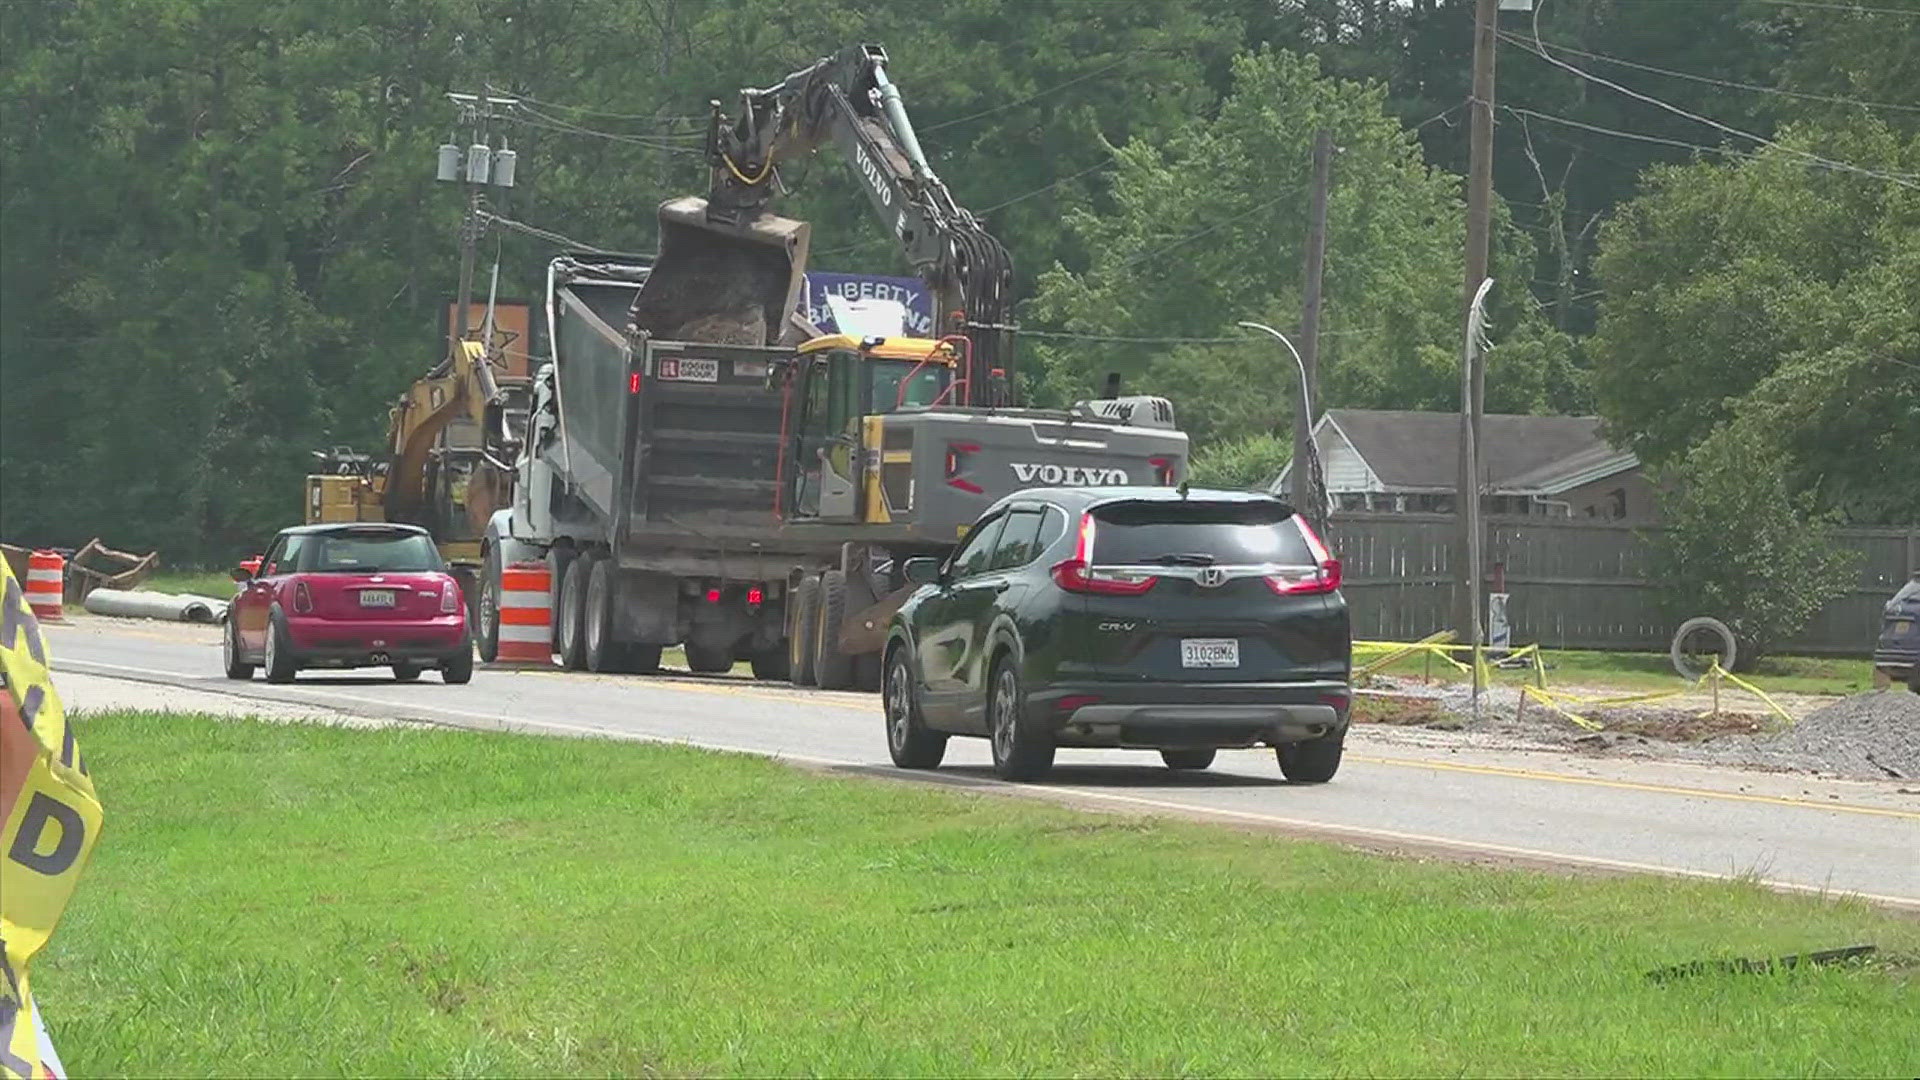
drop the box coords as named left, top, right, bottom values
left=359, top=590, right=396, bottom=608
left=1181, top=638, right=1239, bottom=669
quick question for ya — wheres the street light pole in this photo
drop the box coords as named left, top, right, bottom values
left=1237, top=321, right=1329, bottom=539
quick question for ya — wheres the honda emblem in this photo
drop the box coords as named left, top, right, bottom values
left=1195, top=567, right=1227, bottom=588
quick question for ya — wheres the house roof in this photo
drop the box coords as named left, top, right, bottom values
left=1276, top=409, right=1637, bottom=493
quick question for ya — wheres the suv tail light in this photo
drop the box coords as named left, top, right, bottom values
left=1050, top=513, right=1159, bottom=595
left=293, top=581, right=313, bottom=613
left=440, top=579, right=460, bottom=613
left=1265, top=516, right=1342, bottom=595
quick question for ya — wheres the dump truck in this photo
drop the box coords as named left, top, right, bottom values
left=476, top=43, right=1190, bottom=687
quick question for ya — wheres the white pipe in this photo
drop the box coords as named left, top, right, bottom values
left=84, top=589, right=228, bottom=624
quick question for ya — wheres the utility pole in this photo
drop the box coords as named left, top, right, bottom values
left=1455, top=0, right=1499, bottom=644
left=438, top=90, right=519, bottom=362
left=1295, top=129, right=1333, bottom=519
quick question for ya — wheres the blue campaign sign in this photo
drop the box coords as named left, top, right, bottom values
left=802, top=272, right=935, bottom=337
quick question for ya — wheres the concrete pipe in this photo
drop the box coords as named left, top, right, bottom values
left=83, top=588, right=229, bottom=624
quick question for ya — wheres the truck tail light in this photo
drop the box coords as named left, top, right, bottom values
left=1049, top=513, right=1158, bottom=595
left=441, top=579, right=460, bottom=613
left=747, top=586, right=764, bottom=607
left=628, top=371, right=642, bottom=394
left=945, top=441, right=983, bottom=494
left=293, top=581, right=313, bottom=613
left=1265, top=517, right=1342, bottom=595
left=706, top=587, right=722, bottom=604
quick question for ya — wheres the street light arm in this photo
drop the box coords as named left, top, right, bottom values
left=1235, top=321, right=1313, bottom=420
left=1237, top=321, right=1331, bottom=535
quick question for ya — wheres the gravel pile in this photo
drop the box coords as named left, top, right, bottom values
left=1748, top=690, right=1920, bottom=780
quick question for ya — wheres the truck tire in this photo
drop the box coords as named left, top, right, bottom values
left=474, top=547, right=501, bottom=663
left=556, top=554, right=594, bottom=670
left=814, top=569, right=855, bottom=691
left=547, top=547, right=577, bottom=651
left=788, top=576, right=821, bottom=687
left=618, top=643, right=664, bottom=675
left=684, top=640, right=734, bottom=674
left=583, top=557, right=620, bottom=673
left=750, top=648, right=789, bottom=681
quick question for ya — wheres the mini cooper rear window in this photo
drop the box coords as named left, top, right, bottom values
left=1090, top=501, right=1313, bottom=566
left=301, top=530, right=443, bottom=573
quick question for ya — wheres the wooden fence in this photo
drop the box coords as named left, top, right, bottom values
left=1327, top=512, right=1919, bottom=655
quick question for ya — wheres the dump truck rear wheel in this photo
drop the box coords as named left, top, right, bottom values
left=556, top=554, right=594, bottom=670
left=788, top=576, right=821, bottom=687
left=474, top=547, right=501, bottom=663
left=750, top=648, right=789, bottom=681
left=814, top=569, right=854, bottom=691
left=685, top=640, right=734, bottom=674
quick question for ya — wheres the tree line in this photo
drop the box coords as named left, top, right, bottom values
left=1, top=0, right=1914, bottom=566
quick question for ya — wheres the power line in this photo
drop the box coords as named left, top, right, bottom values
left=503, top=91, right=708, bottom=127
left=1506, top=35, right=1920, bottom=114
left=1508, top=7, right=1920, bottom=188
left=478, top=210, right=619, bottom=254
left=1115, top=184, right=1308, bottom=270
left=921, top=53, right=1137, bottom=134
left=1609, top=0, right=1919, bottom=14
left=980, top=157, right=1114, bottom=213
left=1505, top=106, right=1759, bottom=159
left=509, top=104, right=704, bottom=154
left=1021, top=326, right=1384, bottom=345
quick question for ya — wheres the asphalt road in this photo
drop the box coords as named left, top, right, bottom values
left=46, top=617, right=1920, bottom=910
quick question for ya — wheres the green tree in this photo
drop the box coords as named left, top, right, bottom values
left=1652, top=423, right=1857, bottom=668
left=1589, top=121, right=1920, bottom=523
left=1188, top=432, right=1290, bottom=492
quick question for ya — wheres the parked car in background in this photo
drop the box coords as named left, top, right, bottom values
left=881, top=487, right=1352, bottom=781
left=1873, top=573, right=1920, bottom=692
left=225, top=523, right=473, bottom=685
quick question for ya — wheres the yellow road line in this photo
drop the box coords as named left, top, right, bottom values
left=1350, top=754, right=1920, bottom=820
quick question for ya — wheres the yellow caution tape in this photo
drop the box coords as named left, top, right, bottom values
left=1, top=557, right=100, bottom=1079
left=1355, top=635, right=1798, bottom=733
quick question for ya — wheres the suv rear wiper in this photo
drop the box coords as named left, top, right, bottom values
left=1148, top=553, right=1217, bottom=566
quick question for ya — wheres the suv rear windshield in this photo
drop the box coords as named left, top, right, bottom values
left=1091, top=501, right=1312, bottom=566
left=298, top=530, right=443, bottom=573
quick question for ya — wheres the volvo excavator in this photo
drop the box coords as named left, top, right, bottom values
left=476, top=43, right=1187, bottom=689
left=631, top=43, right=1015, bottom=393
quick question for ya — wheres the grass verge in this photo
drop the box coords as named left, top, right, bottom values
left=1365, top=647, right=1876, bottom=697
left=137, top=568, right=239, bottom=598
left=43, top=712, right=1919, bottom=1076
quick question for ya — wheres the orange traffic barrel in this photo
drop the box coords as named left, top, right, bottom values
left=26, top=550, right=65, bottom=622
left=493, top=561, right=553, bottom=665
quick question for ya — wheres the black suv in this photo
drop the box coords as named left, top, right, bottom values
left=882, top=487, right=1352, bottom=782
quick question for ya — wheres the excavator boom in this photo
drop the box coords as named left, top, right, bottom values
left=630, top=44, right=1014, bottom=395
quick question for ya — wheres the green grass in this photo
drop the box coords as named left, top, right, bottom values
left=1365, top=647, right=1878, bottom=697
left=43, top=712, right=1919, bottom=1076
left=138, top=568, right=240, bottom=598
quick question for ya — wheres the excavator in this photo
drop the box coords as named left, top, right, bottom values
left=630, top=43, right=1015, bottom=392
left=304, top=299, right=533, bottom=609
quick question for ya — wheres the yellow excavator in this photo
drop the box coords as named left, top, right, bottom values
left=304, top=301, right=533, bottom=604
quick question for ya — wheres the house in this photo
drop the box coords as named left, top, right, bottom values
left=1270, top=409, right=1652, bottom=522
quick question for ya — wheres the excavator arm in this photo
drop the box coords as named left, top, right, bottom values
left=632, top=44, right=1015, bottom=403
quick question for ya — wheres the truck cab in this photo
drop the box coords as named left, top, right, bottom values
left=786, top=334, right=960, bottom=522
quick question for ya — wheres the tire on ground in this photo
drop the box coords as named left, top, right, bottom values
left=788, top=576, right=821, bottom=687
left=884, top=646, right=946, bottom=769
left=264, top=610, right=299, bottom=684
left=685, top=640, right=734, bottom=673
left=988, top=656, right=1054, bottom=781
left=750, top=647, right=789, bottom=681
left=1276, top=735, right=1343, bottom=783
left=814, top=569, right=854, bottom=691
left=474, top=546, right=501, bottom=663
left=583, top=556, right=621, bottom=673
left=1670, top=616, right=1737, bottom=679
left=442, top=636, right=474, bottom=684
left=556, top=553, right=595, bottom=670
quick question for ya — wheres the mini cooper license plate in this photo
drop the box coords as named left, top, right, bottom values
left=1181, top=638, right=1240, bottom=669
left=359, top=590, right=396, bottom=608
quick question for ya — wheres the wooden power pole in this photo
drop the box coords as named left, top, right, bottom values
left=1295, top=129, right=1333, bottom=516
left=1455, top=0, right=1499, bottom=643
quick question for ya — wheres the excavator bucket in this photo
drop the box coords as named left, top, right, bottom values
left=630, top=195, right=812, bottom=347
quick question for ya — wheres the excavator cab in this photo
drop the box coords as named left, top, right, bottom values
left=784, top=335, right=958, bottom=523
